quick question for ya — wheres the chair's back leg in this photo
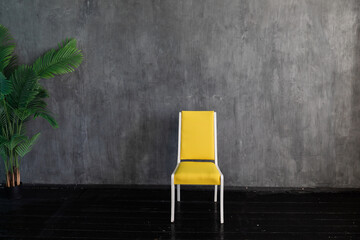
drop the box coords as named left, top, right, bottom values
left=214, top=185, right=218, bottom=202
left=177, top=185, right=180, bottom=202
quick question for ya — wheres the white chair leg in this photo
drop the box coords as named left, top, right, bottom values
left=171, top=176, right=175, bottom=222
left=177, top=184, right=180, bottom=202
left=214, top=185, right=218, bottom=202
left=220, top=175, right=224, bottom=224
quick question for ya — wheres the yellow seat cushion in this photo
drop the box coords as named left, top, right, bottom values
left=174, top=162, right=221, bottom=185
left=180, top=111, right=215, bottom=160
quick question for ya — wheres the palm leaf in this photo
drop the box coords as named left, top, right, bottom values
left=0, top=25, right=13, bottom=45
left=0, top=110, right=6, bottom=127
left=3, top=55, right=18, bottom=78
left=27, top=93, right=58, bottom=128
left=0, top=103, right=13, bottom=126
left=24, top=87, right=49, bottom=115
left=28, top=97, right=46, bottom=111
left=0, top=110, right=9, bottom=136
left=0, top=25, right=15, bottom=72
left=59, top=38, right=77, bottom=49
left=34, top=111, right=58, bottom=128
left=15, top=133, right=40, bottom=158
left=0, top=135, right=8, bottom=145
left=0, top=145, right=7, bottom=161
left=6, top=66, right=39, bottom=109
left=0, top=136, right=9, bottom=160
left=13, top=108, right=32, bottom=121
left=5, top=134, right=26, bottom=151
left=0, top=72, right=13, bottom=98
left=35, top=86, right=49, bottom=99
left=32, top=38, right=83, bottom=79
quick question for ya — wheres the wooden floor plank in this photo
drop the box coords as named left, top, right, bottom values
left=0, top=186, right=359, bottom=239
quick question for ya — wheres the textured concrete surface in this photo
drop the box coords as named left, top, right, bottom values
left=0, top=0, right=360, bottom=187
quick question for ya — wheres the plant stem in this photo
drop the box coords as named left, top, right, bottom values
left=3, top=158, right=8, bottom=173
left=9, top=150, right=13, bottom=173
left=2, top=99, right=12, bottom=134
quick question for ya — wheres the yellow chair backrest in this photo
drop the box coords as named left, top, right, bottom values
left=180, top=111, right=215, bottom=160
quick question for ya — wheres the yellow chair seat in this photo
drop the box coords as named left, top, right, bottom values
left=174, top=162, right=221, bottom=185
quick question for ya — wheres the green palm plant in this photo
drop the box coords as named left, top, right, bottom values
left=0, top=25, right=83, bottom=187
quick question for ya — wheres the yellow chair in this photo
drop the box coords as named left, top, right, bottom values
left=171, top=111, right=224, bottom=224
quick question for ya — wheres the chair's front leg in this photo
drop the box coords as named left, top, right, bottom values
left=220, top=175, right=224, bottom=224
left=214, top=185, right=218, bottom=202
left=171, top=175, right=175, bottom=222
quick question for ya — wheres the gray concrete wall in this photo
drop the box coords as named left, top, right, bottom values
left=0, top=0, right=359, bottom=187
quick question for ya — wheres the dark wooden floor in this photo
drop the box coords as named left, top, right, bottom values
left=0, top=185, right=359, bottom=239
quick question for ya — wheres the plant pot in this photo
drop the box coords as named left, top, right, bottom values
left=4, top=182, right=22, bottom=200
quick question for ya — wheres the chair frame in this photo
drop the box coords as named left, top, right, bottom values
left=171, top=112, right=224, bottom=224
